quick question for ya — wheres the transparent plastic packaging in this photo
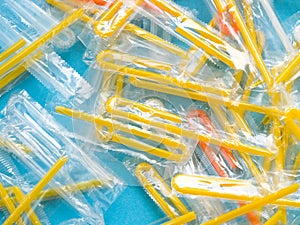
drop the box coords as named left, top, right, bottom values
left=284, top=11, right=300, bottom=48
left=0, top=0, right=87, bottom=102
left=172, top=173, right=300, bottom=224
left=0, top=153, right=68, bottom=225
left=25, top=46, right=95, bottom=106
left=0, top=0, right=298, bottom=224
left=134, top=162, right=198, bottom=224
left=48, top=0, right=139, bottom=64
left=204, top=0, right=300, bottom=105
left=46, top=0, right=282, bottom=173
left=169, top=110, right=300, bottom=224
left=0, top=90, right=123, bottom=224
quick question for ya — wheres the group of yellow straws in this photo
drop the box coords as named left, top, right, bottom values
left=47, top=0, right=300, bottom=224
left=2, top=0, right=300, bottom=224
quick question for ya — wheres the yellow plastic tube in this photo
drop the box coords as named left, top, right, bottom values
left=161, top=212, right=197, bottom=225
left=3, top=156, right=68, bottom=225
left=56, top=106, right=186, bottom=161
left=0, top=183, right=25, bottom=225
left=0, top=39, right=27, bottom=62
left=0, top=9, right=83, bottom=76
left=136, top=163, right=190, bottom=218
left=201, top=183, right=299, bottom=225
left=172, top=174, right=300, bottom=208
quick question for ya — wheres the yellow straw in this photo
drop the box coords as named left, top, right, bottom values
left=275, top=52, right=300, bottom=84
left=0, top=180, right=103, bottom=208
left=161, top=212, right=197, bottom=225
left=38, top=179, right=104, bottom=199
left=0, top=62, right=27, bottom=90
left=0, top=50, right=43, bottom=90
left=125, top=24, right=187, bottom=59
left=273, top=118, right=285, bottom=186
left=284, top=108, right=300, bottom=140
left=172, top=174, right=300, bottom=208
left=176, top=27, right=235, bottom=68
left=291, top=151, right=300, bottom=178
left=3, top=156, right=68, bottom=225
left=136, top=163, right=190, bottom=218
left=9, top=187, right=42, bottom=225
left=201, top=184, right=299, bottom=225
left=0, top=183, right=25, bottom=225
left=263, top=210, right=282, bottom=225
left=0, top=9, right=83, bottom=76
left=115, top=75, right=125, bottom=97
left=149, top=0, right=224, bottom=45
left=94, top=0, right=144, bottom=38
left=221, top=0, right=273, bottom=88
left=46, top=0, right=96, bottom=24
left=129, top=77, right=286, bottom=118
left=242, top=0, right=257, bottom=46
left=0, top=39, right=27, bottom=62
left=97, top=51, right=232, bottom=97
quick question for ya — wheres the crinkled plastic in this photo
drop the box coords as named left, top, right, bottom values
left=0, top=0, right=299, bottom=224
left=0, top=90, right=123, bottom=224
left=0, top=0, right=91, bottom=106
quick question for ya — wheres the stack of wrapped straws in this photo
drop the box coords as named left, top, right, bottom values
left=0, top=0, right=300, bottom=224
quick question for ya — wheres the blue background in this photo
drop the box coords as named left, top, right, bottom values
left=0, top=0, right=299, bottom=224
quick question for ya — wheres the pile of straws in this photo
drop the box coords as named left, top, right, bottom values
left=0, top=0, right=300, bottom=224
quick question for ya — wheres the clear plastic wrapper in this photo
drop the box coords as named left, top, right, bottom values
left=0, top=152, right=68, bottom=225
left=172, top=173, right=300, bottom=224
left=55, top=92, right=198, bottom=164
left=53, top=0, right=256, bottom=116
left=94, top=53, right=276, bottom=157
left=0, top=0, right=300, bottom=224
left=203, top=0, right=300, bottom=109
left=1, top=0, right=77, bottom=49
left=25, top=46, right=95, bottom=106
left=128, top=161, right=198, bottom=224
left=50, top=0, right=142, bottom=64
left=202, top=0, right=280, bottom=83
left=47, top=0, right=283, bottom=173
left=284, top=11, right=300, bottom=49
left=0, top=0, right=88, bottom=103
left=168, top=117, right=300, bottom=224
left=201, top=0, right=298, bottom=126
left=65, top=0, right=250, bottom=77
left=238, top=0, right=297, bottom=75
left=0, top=90, right=124, bottom=224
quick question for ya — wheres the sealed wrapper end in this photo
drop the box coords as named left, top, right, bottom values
left=172, top=174, right=300, bottom=208
left=0, top=0, right=94, bottom=106
left=135, top=162, right=197, bottom=224
left=200, top=184, right=299, bottom=225
left=2, top=156, right=68, bottom=225
left=94, top=0, right=145, bottom=38
left=0, top=2, right=84, bottom=95
left=0, top=91, right=124, bottom=224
